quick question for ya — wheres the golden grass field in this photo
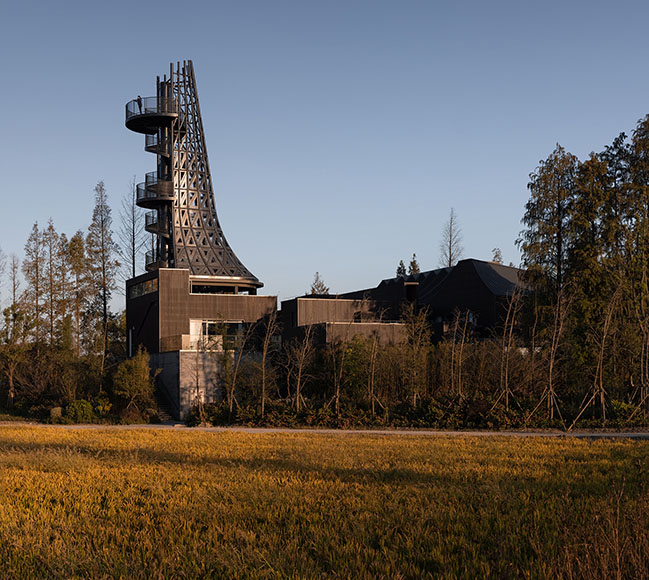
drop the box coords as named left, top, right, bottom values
left=0, top=426, right=646, bottom=579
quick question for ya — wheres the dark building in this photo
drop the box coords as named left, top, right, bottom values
left=280, top=296, right=406, bottom=346
left=281, top=259, right=527, bottom=344
left=125, top=61, right=277, bottom=419
left=123, top=64, right=526, bottom=420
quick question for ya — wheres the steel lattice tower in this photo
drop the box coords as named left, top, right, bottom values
left=125, top=60, right=262, bottom=291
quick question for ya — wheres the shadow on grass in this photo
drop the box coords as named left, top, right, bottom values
left=0, top=435, right=644, bottom=496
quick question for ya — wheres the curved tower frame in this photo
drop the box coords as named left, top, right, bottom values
left=126, top=60, right=262, bottom=291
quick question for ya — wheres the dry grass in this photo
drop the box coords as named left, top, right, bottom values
left=0, top=426, right=646, bottom=578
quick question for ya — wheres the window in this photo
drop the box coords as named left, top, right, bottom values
left=128, top=278, right=158, bottom=299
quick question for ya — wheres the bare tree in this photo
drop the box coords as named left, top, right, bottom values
left=221, top=322, right=255, bottom=417
left=628, top=263, right=649, bottom=422
left=8, top=255, right=20, bottom=332
left=285, top=325, right=315, bottom=413
left=367, top=330, right=381, bottom=417
left=439, top=208, right=464, bottom=268
left=527, top=291, right=570, bottom=424
left=117, top=176, right=146, bottom=285
left=0, top=245, right=6, bottom=304
left=492, top=287, right=523, bottom=413
left=402, top=303, right=431, bottom=407
left=326, top=319, right=356, bottom=418
left=455, top=310, right=470, bottom=399
left=570, top=286, right=621, bottom=429
left=260, top=311, right=279, bottom=418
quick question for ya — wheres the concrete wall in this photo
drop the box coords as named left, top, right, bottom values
left=152, top=350, right=224, bottom=421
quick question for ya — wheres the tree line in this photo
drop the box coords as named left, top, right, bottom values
left=0, top=181, right=154, bottom=422
left=3, top=115, right=649, bottom=428
left=514, top=114, right=649, bottom=427
left=195, top=116, right=649, bottom=429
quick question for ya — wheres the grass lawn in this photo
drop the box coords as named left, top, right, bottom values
left=0, top=426, right=646, bottom=579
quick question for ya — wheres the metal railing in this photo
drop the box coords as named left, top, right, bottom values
left=145, top=133, right=169, bottom=155
left=145, top=211, right=157, bottom=227
left=145, top=211, right=170, bottom=236
left=136, top=172, right=173, bottom=203
left=145, top=249, right=159, bottom=268
left=125, top=96, right=178, bottom=122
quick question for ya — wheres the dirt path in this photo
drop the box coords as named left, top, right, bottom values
left=1, top=421, right=648, bottom=439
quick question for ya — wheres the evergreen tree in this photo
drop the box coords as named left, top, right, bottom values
left=309, top=272, right=330, bottom=295
left=68, top=231, right=87, bottom=357
left=55, top=232, right=72, bottom=344
left=22, top=223, right=44, bottom=348
left=566, top=153, right=615, bottom=396
left=396, top=260, right=407, bottom=278
left=0, top=255, right=28, bottom=409
left=42, top=219, right=60, bottom=344
left=518, top=144, right=579, bottom=302
left=86, top=181, right=119, bottom=374
left=408, top=253, right=420, bottom=275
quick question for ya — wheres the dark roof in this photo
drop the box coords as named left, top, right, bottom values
left=470, top=260, right=528, bottom=297
left=335, top=259, right=527, bottom=309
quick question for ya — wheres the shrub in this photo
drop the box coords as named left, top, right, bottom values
left=93, top=394, right=112, bottom=417
left=113, top=346, right=157, bottom=413
left=64, top=400, right=95, bottom=423
left=49, top=407, right=63, bottom=422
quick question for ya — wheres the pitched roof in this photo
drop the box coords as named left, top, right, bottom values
left=470, top=260, right=529, bottom=297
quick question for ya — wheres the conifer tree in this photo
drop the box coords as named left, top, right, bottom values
left=309, top=272, right=330, bottom=295
left=86, top=181, right=119, bottom=374
left=0, top=254, right=27, bottom=409
left=42, top=219, right=60, bottom=344
left=396, top=260, right=407, bottom=278
left=68, top=231, right=87, bottom=357
left=22, top=223, right=44, bottom=348
left=518, top=144, right=578, bottom=302
left=408, top=254, right=420, bottom=275
left=55, top=232, right=71, bottom=346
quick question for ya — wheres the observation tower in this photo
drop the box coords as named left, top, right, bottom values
left=125, top=60, right=262, bottom=291
left=124, top=61, right=275, bottom=419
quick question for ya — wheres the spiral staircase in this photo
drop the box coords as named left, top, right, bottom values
left=125, top=60, right=262, bottom=292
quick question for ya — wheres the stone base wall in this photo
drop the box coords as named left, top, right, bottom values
left=151, top=351, right=224, bottom=421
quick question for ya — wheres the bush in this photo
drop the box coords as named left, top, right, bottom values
left=65, top=400, right=96, bottom=423
left=112, top=346, right=156, bottom=413
left=93, top=394, right=112, bottom=417
left=49, top=407, right=63, bottom=422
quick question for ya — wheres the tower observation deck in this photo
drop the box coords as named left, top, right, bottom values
left=125, top=60, right=262, bottom=292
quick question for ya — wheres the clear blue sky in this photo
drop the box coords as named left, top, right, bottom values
left=1, top=0, right=649, bottom=305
